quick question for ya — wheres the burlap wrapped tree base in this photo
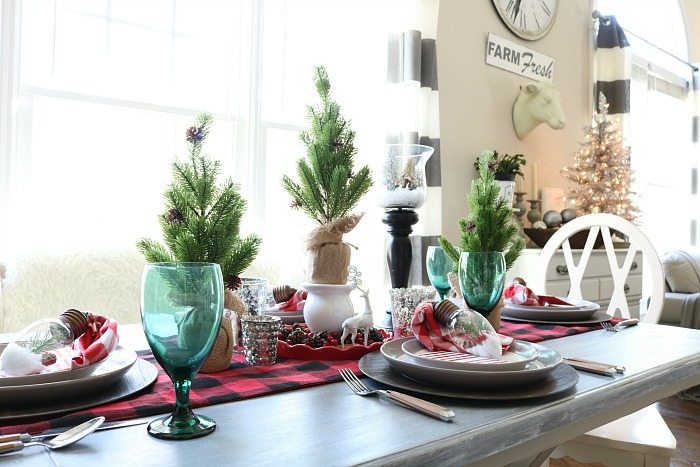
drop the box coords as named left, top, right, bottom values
left=486, top=296, right=504, bottom=332
left=306, top=214, right=362, bottom=285
left=200, top=288, right=248, bottom=373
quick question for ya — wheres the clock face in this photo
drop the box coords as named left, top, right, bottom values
left=492, top=0, right=558, bottom=41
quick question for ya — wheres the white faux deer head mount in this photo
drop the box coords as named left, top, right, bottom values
left=512, top=82, right=567, bottom=139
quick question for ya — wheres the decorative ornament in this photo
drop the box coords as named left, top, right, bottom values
left=561, top=208, right=577, bottom=223
left=543, top=210, right=563, bottom=228
left=224, top=274, right=242, bottom=291
left=533, top=220, right=547, bottom=229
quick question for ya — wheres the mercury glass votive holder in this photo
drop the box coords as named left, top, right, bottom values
left=238, top=277, right=270, bottom=315
left=240, top=315, right=282, bottom=366
left=389, top=287, right=437, bottom=338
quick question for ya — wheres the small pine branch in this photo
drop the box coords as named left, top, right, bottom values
left=440, top=150, right=524, bottom=271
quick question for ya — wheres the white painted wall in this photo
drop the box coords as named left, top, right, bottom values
left=436, top=0, right=595, bottom=243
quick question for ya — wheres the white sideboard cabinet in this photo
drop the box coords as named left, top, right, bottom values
left=506, top=248, right=644, bottom=319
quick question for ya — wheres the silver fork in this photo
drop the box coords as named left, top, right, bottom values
left=338, top=369, right=455, bottom=422
left=602, top=319, right=639, bottom=332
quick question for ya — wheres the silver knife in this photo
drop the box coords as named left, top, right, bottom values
left=0, top=418, right=149, bottom=443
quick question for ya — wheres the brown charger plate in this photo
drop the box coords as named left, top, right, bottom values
left=358, top=350, right=578, bottom=400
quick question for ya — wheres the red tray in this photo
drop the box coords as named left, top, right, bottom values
left=276, top=328, right=391, bottom=361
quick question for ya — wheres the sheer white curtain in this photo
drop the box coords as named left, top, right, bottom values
left=0, top=0, right=438, bottom=292
left=595, top=0, right=694, bottom=251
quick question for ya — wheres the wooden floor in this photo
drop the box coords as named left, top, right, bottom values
left=657, top=391, right=700, bottom=466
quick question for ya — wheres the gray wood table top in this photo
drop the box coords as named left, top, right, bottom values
left=3, top=323, right=700, bottom=467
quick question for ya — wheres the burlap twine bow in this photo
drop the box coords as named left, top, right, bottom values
left=305, top=214, right=363, bottom=285
left=200, top=289, right=247, bottom=373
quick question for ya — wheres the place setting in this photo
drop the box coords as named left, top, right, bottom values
left=358, top=299, right=579, bottom=401
left=0, top=310, right=158, bottom=421
left=500, top=278, right=612, bottom=325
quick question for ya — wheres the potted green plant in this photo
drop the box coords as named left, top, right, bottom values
left=474, top=150, right=526, bottom=207
left=441, top=150, right=525, bottom=330
left=474, top=150, right=526, bottom=181
left=281, top=66, right=373, bottom=332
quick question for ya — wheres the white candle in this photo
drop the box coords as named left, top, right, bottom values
left=515, top=175, right=523, bottom=193
left=531, top=162, right=539, bottom=199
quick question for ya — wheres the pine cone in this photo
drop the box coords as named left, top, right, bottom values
left=224, top=274, right=242, bottom=290
left=165, top=208, right=184, bottom=224
left=186, top=126, right=204, bottom=143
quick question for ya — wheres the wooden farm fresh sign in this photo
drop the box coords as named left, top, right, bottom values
left=485, top=33, right=554, bottom=82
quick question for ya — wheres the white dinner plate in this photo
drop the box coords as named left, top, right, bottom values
left=0, top=346, right=137, bottom=404
left=503, top=299, right=601, bottom=321
left=381, top=338, right=562, bottom=388
left=401, top=338, right=539, bottom=371
left=501, top=312, right=613, bottom=326
left=0, top=343, right=103, bottom=386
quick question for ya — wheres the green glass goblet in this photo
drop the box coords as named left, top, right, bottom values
left=141, top=262, right=224, bottom=440
left=458, top=251, right=506, bottom=317
left=426, top=246, right=454, bottom=300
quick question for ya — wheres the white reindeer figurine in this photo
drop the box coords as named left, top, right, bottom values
left=340, top=286, right=373, bottom=348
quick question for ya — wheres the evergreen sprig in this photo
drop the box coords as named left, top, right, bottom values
left=282, top=66, right=372, bottom=224
left=440, top=150, right=524, bottom=271
left=137, top=113, right=261, bottom=288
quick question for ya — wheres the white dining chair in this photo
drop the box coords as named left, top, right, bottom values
left=533, top=214, right=675, bottom=467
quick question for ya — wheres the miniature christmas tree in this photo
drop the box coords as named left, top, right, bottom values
left=439, top=150, right=524, bottom=271
left=561, top=93, right=639, bottom=221
left=137, top=113, right=261, bottom=290
left=282, top=66, right=372, bottom=225
left=282, top=66, right=373, bottom=285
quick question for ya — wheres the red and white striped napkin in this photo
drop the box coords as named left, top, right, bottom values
left=71, top=314, right=119, bottom=369
left=504, top=282, right=572, bottom=307
left=410, top=302, right=508, bottom=359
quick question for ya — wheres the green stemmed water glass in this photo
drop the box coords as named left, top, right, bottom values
left=141, top=262, right=224, bottom=440
left=458, top=251, right=506, bottom=316
left=426, top=246, right=454, bottom=300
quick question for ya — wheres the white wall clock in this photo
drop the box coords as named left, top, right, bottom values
left=492, top=0, right=559, bottom=41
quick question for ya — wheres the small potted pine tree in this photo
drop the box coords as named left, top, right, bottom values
left=138, top=113, right=261, bottom=371
left=282, top=66, right=372, bottom=332
left=441, top=150, right=525, bottom=330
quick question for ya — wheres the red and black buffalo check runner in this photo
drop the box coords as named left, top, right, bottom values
left=499, top=317, right=622, bottom=343
left=1, top=318, right=618, bottom=435
left=0, top=352, right=360, bottom=435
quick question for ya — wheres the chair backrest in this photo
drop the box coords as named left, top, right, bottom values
left=533, top=213, right=665, bottom=323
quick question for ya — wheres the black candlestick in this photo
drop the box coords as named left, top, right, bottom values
left=381, top=208, right=419, bottom=329
left=382, top=208, right=419, bottom=287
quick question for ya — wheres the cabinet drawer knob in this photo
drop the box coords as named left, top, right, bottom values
left=631, top=261, right=638, bottom=271
left=624, top=284, right=630, bottom=294
left=556, top=265, right=568, bottom=275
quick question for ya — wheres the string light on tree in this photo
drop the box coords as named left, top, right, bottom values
left=561, top=93, right=639, bottom=222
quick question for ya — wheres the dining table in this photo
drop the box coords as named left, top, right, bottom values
left=2, top=321, right=700, bottom=467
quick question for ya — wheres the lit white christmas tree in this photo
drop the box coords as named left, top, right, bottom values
left=561, top=93, right=639, bottom=222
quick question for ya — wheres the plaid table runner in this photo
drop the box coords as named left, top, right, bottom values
left=499, top=318, right=620, bottom=342
left=1, top=318, right=617, bottom=435
left=0, top=352, right=359, bottom=435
